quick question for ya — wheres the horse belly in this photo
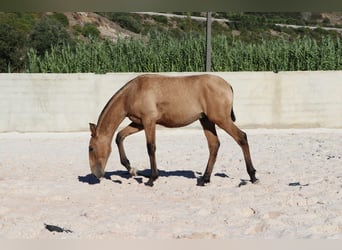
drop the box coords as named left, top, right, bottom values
left=156, top=104, right=203, bottom=128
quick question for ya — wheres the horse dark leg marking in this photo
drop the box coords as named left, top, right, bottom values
left=238, top=131, right=258, bottom=183
left=218, top=121, right=258, bottom=183
left=143, top=120, right=158, bottom=187
left=115, top=122, right=143, bottom=175
left=198, top=117, right=220, bottom=186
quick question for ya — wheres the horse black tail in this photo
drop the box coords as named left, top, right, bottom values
left=231, top=107, right=236, bottom=122
left=230, top=85, right=236, bottom=122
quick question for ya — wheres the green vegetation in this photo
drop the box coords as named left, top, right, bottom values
left=1, top=12, right=342, bottom=73
left=0, top=13, right=37, bottom=72
left=100, top=12, right=144, bottom=33
left=49, top=12, right=69, bottom=27
left=0, top=23, right=27, bottom=72
left=26, top=34, right=342, bottom=73
left=212, top=36, right=342, bottom=71
left=26, top=34, right=205, bottom=73
left=29, top=16, right=74, bottom=56
left=81, top=23, right=101, bottom=38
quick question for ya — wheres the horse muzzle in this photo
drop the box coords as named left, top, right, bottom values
left=91, top=164, right=105, bottom=179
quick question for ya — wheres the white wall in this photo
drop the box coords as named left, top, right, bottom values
left=0, top=71, right=341, bottom=132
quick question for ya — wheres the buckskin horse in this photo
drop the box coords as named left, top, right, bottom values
left=88, top=74, right=258, bottom=186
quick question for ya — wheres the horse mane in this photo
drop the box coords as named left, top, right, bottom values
left=96, top=77, right=136, bottom=126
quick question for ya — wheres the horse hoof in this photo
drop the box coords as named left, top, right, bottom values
left=144, top=181, right=154, bottom=187
left=129, top=167, right=138, bottom=177
left=251, top=178, right=260, bottom=184
left=197, top=181, right=205, bottom=187
left=197, top=177, right=210, bottom=186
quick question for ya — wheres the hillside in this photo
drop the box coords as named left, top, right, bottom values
left=1, top=12, right=342, bottom=73
left=69, top=12, right=342, bottom=40
left=63, top=12, right=137, bottom=41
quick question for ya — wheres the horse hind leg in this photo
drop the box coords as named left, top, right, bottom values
left=217, top=120, right=258, bottom=183
left=115, top=122, right=144, bottom=176
left=197, top=117, right=220, bottom=186
left=142, top=119, right=158, bottom=187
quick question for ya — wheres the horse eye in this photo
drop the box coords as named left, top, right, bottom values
left=89, top=146, right=94, bottom=152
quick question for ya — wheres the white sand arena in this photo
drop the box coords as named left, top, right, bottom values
left=0, top=128, right=341, bottom=239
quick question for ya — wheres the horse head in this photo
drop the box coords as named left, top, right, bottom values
left=88, top=123, right=111, bottom=179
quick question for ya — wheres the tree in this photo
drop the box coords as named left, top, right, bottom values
left=0, top=23, right=27, bottom=72
left=29, top=16, right=73, bottom=56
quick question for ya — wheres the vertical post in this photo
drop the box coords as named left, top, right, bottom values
left=205, top=11, right=212, bottom=72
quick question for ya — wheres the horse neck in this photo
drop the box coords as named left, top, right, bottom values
left=96, top=94, right=126, bottom=142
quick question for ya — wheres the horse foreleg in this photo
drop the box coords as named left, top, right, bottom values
left=115, top=122, right=144, bottom=176
left=143, top=120, right=158, bottom=187
left=218, top=121, right=258, bottom=183
left=198, top=117, right=220, bottom=186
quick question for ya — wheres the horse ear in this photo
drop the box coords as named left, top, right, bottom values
left=89, top=123, right=97, bottom=137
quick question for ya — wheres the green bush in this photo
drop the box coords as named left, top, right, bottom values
left=0, top=23, right=28, bottom=72
left=0, top=13, right=37, bottom=72
left=151, top=15, right=168, bottom=24
left=108, top=13, right=143, bottom=33
left=81, top=23, right=100, bottom=38
left=0, top=12, right=36, bottom=33
left=29, top=16, right=73, bottom=56
left=50, top=13, right=69, bottom=27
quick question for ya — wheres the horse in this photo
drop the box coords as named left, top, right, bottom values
left=88, top=74, right=258, bottom=186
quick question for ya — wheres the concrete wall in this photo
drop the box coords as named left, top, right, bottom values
left=0, top=71, right=341, bottom=132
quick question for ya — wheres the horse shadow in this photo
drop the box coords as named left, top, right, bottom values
left=137, top=169, right=197, bottom=179
left=78, top=169, right=230, bottom=185
left=78, top=174, right=101, bottom=185
left=78, top=170, right=130, bottom=185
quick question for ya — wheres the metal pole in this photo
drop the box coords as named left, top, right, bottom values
left=205, top=11, right=212, bottom=72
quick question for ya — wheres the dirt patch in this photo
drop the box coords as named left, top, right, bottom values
left=64, top=12, right=138, bottom=41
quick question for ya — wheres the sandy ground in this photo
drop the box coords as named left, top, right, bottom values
left=0, top=128, right=341, bottom=239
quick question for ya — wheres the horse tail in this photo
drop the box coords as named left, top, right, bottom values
left=230, top=86, right=236, bottom=122
left=231, top=107, right=236, bottom=122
